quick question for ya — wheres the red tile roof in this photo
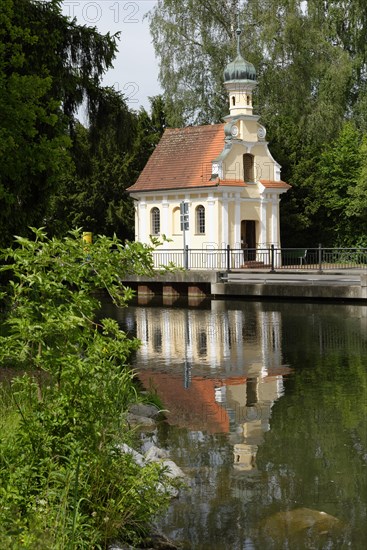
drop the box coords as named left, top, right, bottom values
left=259, top=179, right=291, bottom=189
left=127, top=124, right=226, bottom=193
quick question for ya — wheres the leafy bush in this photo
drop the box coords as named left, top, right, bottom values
left=0, top=229, right=172, bottom=548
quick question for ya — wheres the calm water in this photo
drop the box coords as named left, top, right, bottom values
left=104, top=298, right=367, bottom=549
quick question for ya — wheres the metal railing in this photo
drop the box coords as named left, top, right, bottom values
left=152, top=245, right=367, bottom=272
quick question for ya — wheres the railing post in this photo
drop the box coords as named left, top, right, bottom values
left=184, top=245, right=189, bottom=270
left=318, top=243, right=322, bottom=273
left=270, top=244, right=275, bottom=273
left=226, top=245, right=230, bottom=271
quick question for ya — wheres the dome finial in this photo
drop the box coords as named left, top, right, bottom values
left=236, top=10, right=241, bottom=56
left=223, top=3, right=256, bottom=83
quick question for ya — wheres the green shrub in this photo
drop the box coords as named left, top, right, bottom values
left=0, top=229, right=172, bottom=548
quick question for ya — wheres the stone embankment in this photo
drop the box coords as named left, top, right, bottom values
left=109, top=403, right=184, bottom=550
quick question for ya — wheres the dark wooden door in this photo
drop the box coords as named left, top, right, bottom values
left=241, top=220, right=256, bottom=260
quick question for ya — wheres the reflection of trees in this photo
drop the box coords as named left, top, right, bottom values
left=156, top=426, right=247, bottom=549
left=256, top=352, right=367, bottom=547
left=156, top=351, right=367, bottom=548
left=280, top=304, right=367, bottom=366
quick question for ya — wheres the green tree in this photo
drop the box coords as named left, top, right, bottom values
left=149, top=0, right=248, bottom=126
left=0, top=0, right=118, bottom=246
left=149, top=0, right=357, bottom=133
left=306, top=121, right=363, bottom=246
left=345, top=135, right=367, bottom=245
left=47, top=87, right=137, bottom=239
left=0, top=229, right=174, bottom=548
left=128, top=95, right=168, bottom=180
left=47, top=95, right=168, bottom=240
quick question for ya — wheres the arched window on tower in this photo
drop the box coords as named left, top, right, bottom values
left=196, top=205, right=205, bottom=234
left=151, top=207, right=160, bottom=235
left=243, top=154, right=255, bottom=181
left=232, top=96, right=236, bottom=106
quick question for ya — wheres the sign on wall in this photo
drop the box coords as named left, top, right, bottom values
left=180, top=201, right=189, bottom=231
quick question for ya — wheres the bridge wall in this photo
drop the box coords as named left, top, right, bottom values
left=121, top=272, right=367, bottom=302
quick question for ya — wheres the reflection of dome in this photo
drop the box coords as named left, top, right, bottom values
left=224, top=53, right=257, bottom=82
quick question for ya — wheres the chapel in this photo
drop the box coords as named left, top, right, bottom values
left=127, top=27, right=290, bottom=254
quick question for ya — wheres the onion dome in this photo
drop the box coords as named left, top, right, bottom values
left=224, top=54, right=256, bottom=82
left=224, top=24, right=256, bottom=82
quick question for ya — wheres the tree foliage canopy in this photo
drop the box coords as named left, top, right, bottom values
left=0, top=0, right=119, bottom=246
left=47, top=95, right=167, bottom=240
left=150, top=0, right=367, bottom=129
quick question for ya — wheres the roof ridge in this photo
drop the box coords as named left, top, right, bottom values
left=165, top=123, right=225, bottom=133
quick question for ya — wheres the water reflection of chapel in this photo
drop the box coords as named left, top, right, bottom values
left=130, top=302, right=289, bottom=471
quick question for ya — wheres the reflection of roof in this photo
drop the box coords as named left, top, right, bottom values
left=127, top=124, right=225, bottom=192
left=138, top=372, right=232, bottom=433
left=266, top=366, right=293, bottom=377
left=138, top=369, right=292, bottom=434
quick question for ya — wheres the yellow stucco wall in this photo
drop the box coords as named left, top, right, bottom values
left=223, top=143, right=276, bottom=182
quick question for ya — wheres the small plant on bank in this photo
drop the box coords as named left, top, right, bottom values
left=0, top=228, right=172, bottom=549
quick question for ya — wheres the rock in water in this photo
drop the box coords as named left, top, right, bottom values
left=128, top=403, right=161, bottom=418
left=261, top=507, right=342, bottom=540
left=160, top=460, right=186, bottom=479
left=126, top=413, right=157, bottom=428
left=145, top=445, right=170, bottom=462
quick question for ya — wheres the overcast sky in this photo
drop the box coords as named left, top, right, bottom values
left=61, top=0, right=162, bottom=113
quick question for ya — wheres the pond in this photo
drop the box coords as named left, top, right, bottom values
left=103, top=298, right=367, bottom=549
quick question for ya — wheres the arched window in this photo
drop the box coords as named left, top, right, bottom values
left=151, top=207, right=160, bottom=235
left=232, top=96, right=236, bottom=106
left=172, top=207, right=180, bottom=234
left=196, top=205, right=205, bottom=234
left=243, top=154, right=254, bottom=181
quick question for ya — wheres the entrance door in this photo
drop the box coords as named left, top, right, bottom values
left=241, top=220, right=256, bottom=261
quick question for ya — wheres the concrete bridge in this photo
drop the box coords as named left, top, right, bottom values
left=122, top=270, right=367, bottom=303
